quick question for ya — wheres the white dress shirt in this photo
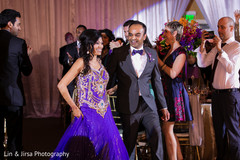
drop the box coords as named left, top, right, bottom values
left=196, top=36, right=240, bottom=89
left=130, top=46, right=147, bottom=78
left=130, top=46, right=147, bottom=96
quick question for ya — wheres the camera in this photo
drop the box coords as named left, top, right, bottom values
left=205, top=31, right=215, bottom=39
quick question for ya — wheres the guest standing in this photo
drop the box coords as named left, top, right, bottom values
left=59, top=32, right=74, bottom=78
left=99, top=29, right=115, bottom=67
left=59, top=25, right=87, bottom=97
left=196, top=17, right=240, bottom=160
left=64, top=32, right=74, bottom=45
left=123, top=20, right=135, bottom=44
left=109, top=20, right=135, bottom=50
left=0, top=9, right=32, bottom=159
left=157, top=21, right=193, bottom=160
left=59, top=25, right=87, bottom=127
left=52, top=29, right=129, bottom=160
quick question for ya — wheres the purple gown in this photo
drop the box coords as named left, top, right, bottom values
left=50, top=64, right=129, bottom=160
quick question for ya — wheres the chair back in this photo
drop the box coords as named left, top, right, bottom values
left=107, top=95, right=122, bottom=130
left=174, top=122, right=200, bottom=160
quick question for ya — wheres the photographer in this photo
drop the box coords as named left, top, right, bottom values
left=195, top=17, right=240, bottom=159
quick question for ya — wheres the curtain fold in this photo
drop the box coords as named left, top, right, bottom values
left=166, top=0, right=190, bottom=21
left=195, top=0, right=240, bottom=34
left=0, top=0, right=189, bottom=117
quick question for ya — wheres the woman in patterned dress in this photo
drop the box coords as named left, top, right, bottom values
left=51, top=29, right=129, bottom=160
left=157, top=21, right=193, bottom=160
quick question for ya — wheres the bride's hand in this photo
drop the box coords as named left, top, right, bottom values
left=72, top=107, right=84, bottom=118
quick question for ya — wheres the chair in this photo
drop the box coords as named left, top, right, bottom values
left=3, top=118, right=7, bottom=150
left=107, top=95, right=123, bottom=137
left=136, top=130, right=151, bottom=160
left=174, top=122, right=200, bottom=160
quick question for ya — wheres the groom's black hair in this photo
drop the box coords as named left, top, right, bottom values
left=129, top=21, right=147, bottom=34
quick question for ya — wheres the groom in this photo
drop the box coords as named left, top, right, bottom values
left=107, top=20, right=169, bottom=160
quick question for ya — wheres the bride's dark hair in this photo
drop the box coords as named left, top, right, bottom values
left=79, top=29, right=101, bottom=76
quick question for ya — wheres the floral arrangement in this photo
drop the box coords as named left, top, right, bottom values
left=155, top=17, right=202, bottom=57
left=155, top=32, right=170, bottom=57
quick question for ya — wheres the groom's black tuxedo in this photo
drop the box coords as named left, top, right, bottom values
left=107, top=44, right=167, bottom=159
left=0, top=29, right=32, bottom=158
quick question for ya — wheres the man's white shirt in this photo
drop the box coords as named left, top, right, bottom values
left=196, top=36, right=240, bottom=89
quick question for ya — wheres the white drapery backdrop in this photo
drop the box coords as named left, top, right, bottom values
left=195, top=0, right=240, bottom=34
left=0, top=0, right=189, bottom=118
left=113, top=0, right=190, bottom=45
left=166, top=0, right=190, bottom=21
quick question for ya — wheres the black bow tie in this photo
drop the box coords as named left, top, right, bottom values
left=221, top=43, right=226, bottom=48
left=132, top=49, right=143, bottom=55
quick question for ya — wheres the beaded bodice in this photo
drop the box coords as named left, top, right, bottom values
left=76, top=64, right=109, bottom=118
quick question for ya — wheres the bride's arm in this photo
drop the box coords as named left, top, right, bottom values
left=57, top=58, right=84, bottom=118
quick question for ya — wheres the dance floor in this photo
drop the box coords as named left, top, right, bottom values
left=20, top=117, right=200, bottom=159
left=22, top=118, right=65, bottom=160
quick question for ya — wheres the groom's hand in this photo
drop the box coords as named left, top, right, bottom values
left=161, top=109, right=170, bottom=121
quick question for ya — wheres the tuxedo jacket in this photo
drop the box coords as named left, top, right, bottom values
left=59, top=41, right=80, bottom=76
left=59, top=41, right=80, bottom=96
left=107, top=45, right=167, bottom=114
left=0, top=30, right=32, bottom=106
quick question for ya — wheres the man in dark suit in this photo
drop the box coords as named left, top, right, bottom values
left=59, top=25, right=87, bottom=89
left=0, top=9, right=32, bottom=159
left=107, top=21, right=169, bottom=160
left=59, top=25, right=86, bottom=127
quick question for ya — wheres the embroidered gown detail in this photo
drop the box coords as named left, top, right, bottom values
left=51, top=64, right=129, bottom=160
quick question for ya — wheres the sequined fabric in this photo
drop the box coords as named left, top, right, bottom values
left=77, top=66, right=109, bottom=118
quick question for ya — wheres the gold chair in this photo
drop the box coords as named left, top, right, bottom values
left=175, top=122, right=200, bottom=160
left=136, top=130, right=151, bottom=160
left=3, top=118, right=7, bottom=151
left=107, top=95, right=123, bottom=137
